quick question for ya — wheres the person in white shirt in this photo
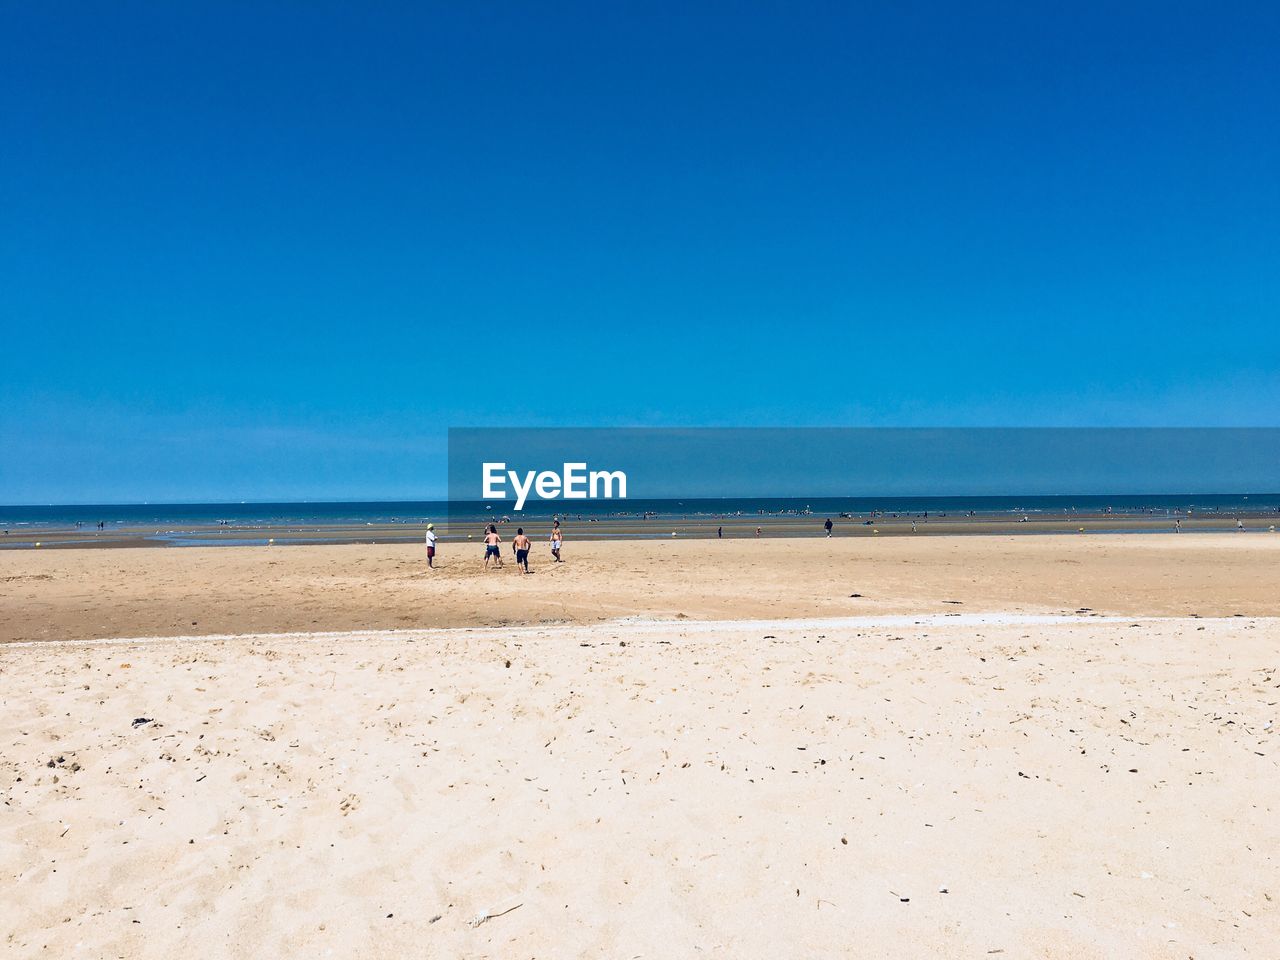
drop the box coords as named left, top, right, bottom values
left=425, top=523, right=438, bottom=568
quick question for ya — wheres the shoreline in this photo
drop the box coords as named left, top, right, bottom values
left=3, top=513, right=1279, bottom=550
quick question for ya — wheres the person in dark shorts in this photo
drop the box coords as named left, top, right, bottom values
left=512, top=528, right=532, bottom=573
left=824, top=518, right=833, bottom=537
left=483, top=524, right=503, bottom=568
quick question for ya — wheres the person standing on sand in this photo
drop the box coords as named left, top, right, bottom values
left=717, top=526, right=722, bottom=539
left=483, top=524, right=503, bottom=568
left=550, top=519, right=564, bottom=562
left=824, top=518, right=833, bottom=537
left=425, top=523, right=437, bottom=568
left=513, top=527, right=532, bottom=573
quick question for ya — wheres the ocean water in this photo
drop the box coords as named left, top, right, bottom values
left=3, top=494, right=1279, bottom=531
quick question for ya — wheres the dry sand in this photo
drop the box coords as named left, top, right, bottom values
left=2, top=536, right=1279, bottom=957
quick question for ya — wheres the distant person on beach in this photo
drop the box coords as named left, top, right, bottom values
left=1237, top=519, right=1245, bottom=532
left=824, top=518, right=833, bottom=538
left=483, top=524, right=503, bottom=568
left=425, top=523, right=437, bottom=568
left=1175, top=518, right=1182, bottom=533
left=550, top=519, right=564, bottom=562
left=756, top=526, right=762, bottom=537
left=513, top=528, right=531, bottom=573
left=717, top=526, right=722, bottom=539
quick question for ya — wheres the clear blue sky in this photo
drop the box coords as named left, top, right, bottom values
left=2, top=2, right=1277, bottom=503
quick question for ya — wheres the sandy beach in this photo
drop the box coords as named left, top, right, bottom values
left=2, top=535, right=1278, bottom=957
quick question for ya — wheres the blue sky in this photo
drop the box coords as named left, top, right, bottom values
left=2, top=2, right=1277, bottom=502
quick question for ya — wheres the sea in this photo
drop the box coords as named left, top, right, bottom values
left=4, top=494, right=1279, bottom=531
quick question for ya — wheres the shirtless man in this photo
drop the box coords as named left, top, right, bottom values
left=483, top=524, right=503, bottom=568
left=550, top=519, right=564, bottom=562
left=513, top=527, right=532, bottom=573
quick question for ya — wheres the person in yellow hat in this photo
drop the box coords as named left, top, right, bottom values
left=425, top=523, right=437, bottom=568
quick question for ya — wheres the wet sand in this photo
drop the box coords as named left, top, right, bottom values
left=2, top=511, right=1276, bottom=550
left=1, top=533, right=1278, bottom=644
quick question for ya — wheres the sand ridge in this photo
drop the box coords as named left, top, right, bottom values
left=0, top=611, right=1269, bottom=650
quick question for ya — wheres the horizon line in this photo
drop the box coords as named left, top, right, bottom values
left=4, top=490, right=1280, bottom=510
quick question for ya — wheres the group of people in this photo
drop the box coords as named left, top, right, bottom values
left=423, top=519, right=564, bottom=573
